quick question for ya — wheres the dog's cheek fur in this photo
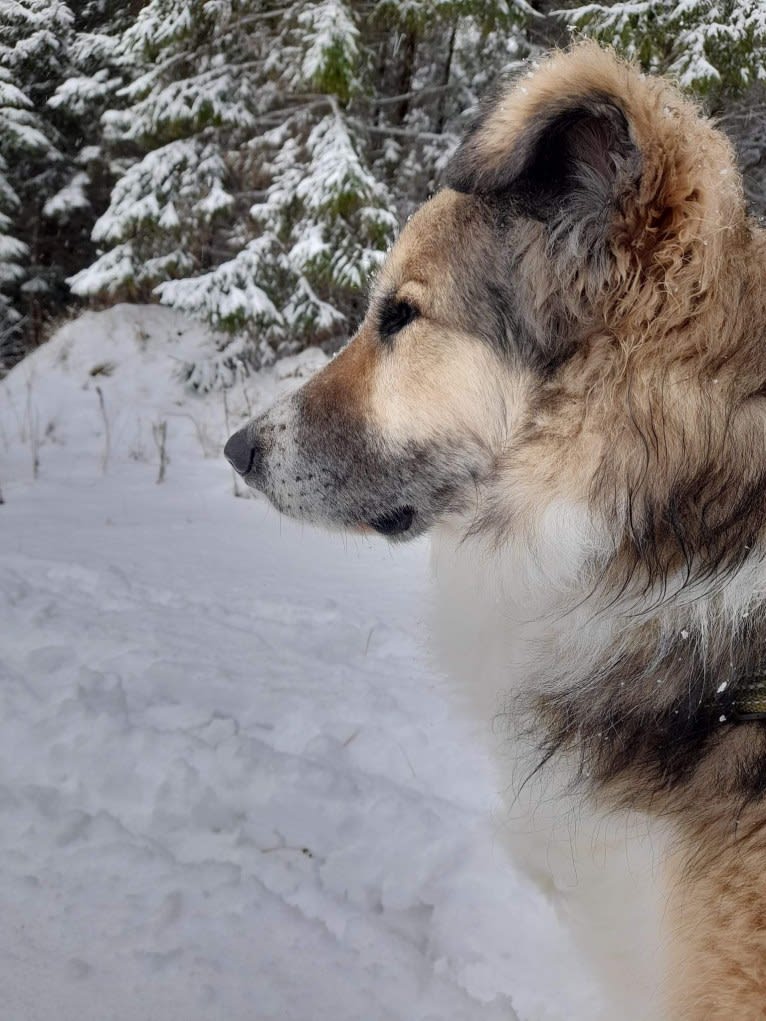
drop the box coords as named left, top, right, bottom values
left=250, top=327, right=513, bottom=535
left=369, top=325, right=523, bottom=452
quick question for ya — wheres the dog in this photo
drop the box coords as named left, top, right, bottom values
left=226, top=43, right=766, bottom=1019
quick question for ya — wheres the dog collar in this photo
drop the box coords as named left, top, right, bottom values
left=720, top=677, right=766, bottom=722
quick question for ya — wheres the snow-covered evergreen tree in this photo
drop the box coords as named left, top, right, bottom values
left=0, top=66, right=41, bottom=365
left=0, top=0, right=129, bottom=369
left=0, top=1, right=69, bottom=366
left=69, top=0, right=403, bottom=383
left=564, top=1, right=766, bottom=99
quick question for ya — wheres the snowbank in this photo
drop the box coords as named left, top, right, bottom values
left=0, top=303, right=327, bottom=484
left=0, top=306, right=598, bottom=1020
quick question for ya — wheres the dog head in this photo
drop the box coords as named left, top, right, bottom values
left=227, top=43, right=764, bottom=593
left=225, top=185, right=526, bottom=539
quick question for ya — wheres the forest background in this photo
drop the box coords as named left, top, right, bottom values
left=3, top=0, right=766, bottom=387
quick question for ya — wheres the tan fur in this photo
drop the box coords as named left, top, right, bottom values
left=304, top=190, right=523, bottom=450
left=667, top=814, right=766, bottom=1019
left=301, top=325, right=377, bottom=418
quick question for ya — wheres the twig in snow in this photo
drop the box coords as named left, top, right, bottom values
left=0, top=408, right=8, bottom=452
left=241, top=382, right=253, bottom=419
left=152, top=420, right=168, bottom=484
left=95, top=385, right=111, bottom=475
left=26, top=381, right=40, bottom=479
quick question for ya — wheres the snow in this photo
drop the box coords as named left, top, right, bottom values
left=85, top=141, right=230, bottom=247
left=0, top=305, right=598, bottom=1021
left=154, top=236, right=282, bottom=337
left=0, top=234, right=28, bottom=260
left=48, top=70, right=119, bottom=117
left=42, top=171, right=90, bottom=220
left=67, top=241, right=136, bottom=298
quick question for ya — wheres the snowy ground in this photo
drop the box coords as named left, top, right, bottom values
left=0, top=307, right=598, bottom=1020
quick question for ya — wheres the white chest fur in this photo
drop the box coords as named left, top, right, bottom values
left=429, top=523, right=671, bottom=1021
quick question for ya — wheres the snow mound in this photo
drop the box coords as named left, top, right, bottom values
left=1, top=303, right=327, bottom=482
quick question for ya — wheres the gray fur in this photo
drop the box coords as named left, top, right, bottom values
left=231, top=388, right=491, bottom=539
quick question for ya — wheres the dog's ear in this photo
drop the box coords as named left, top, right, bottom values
left=446, top=90, right=640, bottom=231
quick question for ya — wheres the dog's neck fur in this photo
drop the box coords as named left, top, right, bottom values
left=432, top=510, right=766, bottom=842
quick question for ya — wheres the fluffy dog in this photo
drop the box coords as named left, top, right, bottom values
left=226, top=43, right=766, bottom=1019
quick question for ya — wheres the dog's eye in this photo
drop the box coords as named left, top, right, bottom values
left=379, top=299, right=420, bottom=340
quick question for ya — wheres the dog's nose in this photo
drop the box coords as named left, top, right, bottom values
left=224, top=427, right=258, bottom=476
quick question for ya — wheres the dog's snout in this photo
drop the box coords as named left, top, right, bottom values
left=224, top=427, right=261, bottom=476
